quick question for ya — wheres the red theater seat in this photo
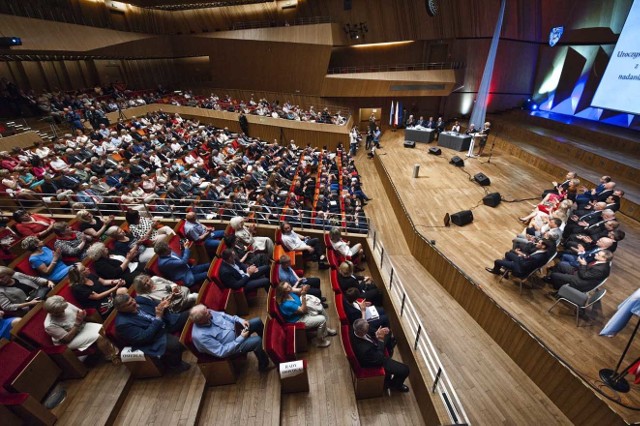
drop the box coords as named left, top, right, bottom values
left=340, top=324, right=385, bottom=399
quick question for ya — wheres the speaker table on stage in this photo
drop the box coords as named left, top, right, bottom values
left=483, top=192, right=501, bottom=207
left=450, top=156, right=464, bottom=167
left=428, top=147, right=441, bottom=155
left=404, top=140, right=416, bottom=148
left=473, top=172, right=491, bottom=186
left=451, top=210, right=473, bottom=226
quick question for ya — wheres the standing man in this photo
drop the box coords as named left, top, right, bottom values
left=238, top=111, right=249, bottom=136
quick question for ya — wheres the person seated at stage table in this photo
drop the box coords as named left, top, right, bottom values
left=22, top=236, right=71, bottom=284
left=405, top=115, right=416, bottom=128
left=425, top=116, right=435, bottom=129
left=189, top=304, right=272, bottom=371
left=133, top=274, right=197, bottom=313
left=450, top=121, right=461, bottom=133
left=105, top=226, right=156, bottom=264
left=435, top=117, right=445, bottom=136
left=69, top=262, right=126, bottom=319
left=154, top=240, right=208, bottom=288
left=12, top=209, right=55, bottom=238
left=279, top=221, right=328, bottom=266
left=44, top=295, right=120, bottom=364
left=87, top=242, right=144, bottom=287
left=337, top=261, right=383, bottom=306
left=113, top=293, right=190, bottom=372
left=218, top=248, right=270, bottom=293
left=547, top=250, right=613, bottom=293
left=276, top=281, right=335, bottom=348
left=485, top=239, right=554, bottom=278
left=278, top=254, right=325, bottom=303
left=183, top=211, right=225, bottom=254
left=0, top=266, right=53, bottom=314
left=351, top=318, right=410, bottom=393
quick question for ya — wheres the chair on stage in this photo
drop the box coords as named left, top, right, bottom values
left=499, top=252, right=558, bottom=294
left=548, top=278, right=608, bottom=327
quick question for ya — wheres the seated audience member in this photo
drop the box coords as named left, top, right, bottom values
left=485, top=239, right=554, bottom=278
left=276, top=281, right=335, bottom=348
left=547, top=171, right=577, bottom=196
left=0, top=309, right=20, bottom=339
left=154, top=240, right=208, bottom=288
left=126, top=210, right=176, bottom=243
left=133, top=274, right=197, bottom=313
left=337, top=261, right=383, bottom=306
left=0, top=266, right=54, bottom=314
left=565, top=224, right=624, bottom=252
left=512, top=217, right=563, bottom=250
left=22, top=236, right=70, bottom=283
left=278, top=254, right=324, bottom=302
left=563, top=207, right=614, bottom=239
left=279, top=221, right=328, bottom=268
left=183, top=211, right=225, bottom=254
left=343, top=287, right=390, bottom=332
left=229, top=216, right=274, bottom=257
left=113, top=293, right=190, bottom=372
left=76, top=210, right=114, bottom=240
left=69, top=262, right=125, bottom=318
left=44, top=295, right=119, bottom=363
left=329, top=227, right=364, bottom=270
left=106, top=226, right=155, bottom=264
left=351, top=318, right=410, bottom=392
left=87, top=242, right=143, bottom=287
left=189, top=304, right=271, bottom=371
left=547, top=250, right=613, bottom=292
left=12, top=209, right=55, bottom=237
left=53, top=221, right=92, bottom=259
left=133, top=289, right=189, bottom=334
left=218, top=248, right=270, bottom=293
left=558, top=237, right=616, bottom=268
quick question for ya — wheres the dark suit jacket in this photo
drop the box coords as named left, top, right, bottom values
left=511, top=250, right=550, bottom=277
left=566, top=262, right=610, bottom=292
left=135, top=296, right=183, bottom=331
left=157, top=248, right=195, bottom=286
left=115, top=310, right=166, bottom=357
left=218, top=260, right=250, bottom=289
left=350, top=330, right=385, bottom=368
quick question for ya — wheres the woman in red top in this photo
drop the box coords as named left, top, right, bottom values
left=12, top=209, right=55, bottom=237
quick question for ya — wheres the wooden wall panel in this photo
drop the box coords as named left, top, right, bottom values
left=328, top=41, right=429, bottom=70
left=321, top=70, right=456, bottom=97
left=20, top=62, right=47, bottom=92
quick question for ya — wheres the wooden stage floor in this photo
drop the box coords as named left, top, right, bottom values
left=358, top=130, right=640, bottom=423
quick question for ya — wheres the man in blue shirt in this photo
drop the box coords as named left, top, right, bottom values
left=189, top=304, right=271, bottom=371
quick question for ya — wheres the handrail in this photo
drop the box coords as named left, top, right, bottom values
left=366, top=220, right=470, bottom=425
left=232, top=16, right=334, bottom=31
left=327, top=62, right=465, bottom=75
left=6, top=192, right=369, bottom=235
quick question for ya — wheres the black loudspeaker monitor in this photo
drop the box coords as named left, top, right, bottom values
left=451, top=210, right=473, bottom=226
left=450, top=156, right=464, bottom=167
left=404, top=140, right=416, bottom=148
left=483, top=192, right=501, bottom=207
left=428, top=147, right=441, bottom=155
left=474, top=172, right=491, bottom=186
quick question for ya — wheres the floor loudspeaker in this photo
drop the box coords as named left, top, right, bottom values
left=450, top=156, right=464, bottom=167
left=483, top=192, right=501, bottom=207
left=474, top=172, right=491, bottom=186
left=451, top=210, right=473, bottom=226
left=404, top=140, right=416, bottom=148
left=428, top=147, right=441, bottom=155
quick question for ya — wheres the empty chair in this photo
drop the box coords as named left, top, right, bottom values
left=548, top=279, right=608, bottom=326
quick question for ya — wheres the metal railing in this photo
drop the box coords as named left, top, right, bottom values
left=366, top=220, right=470, bottom=425
left=327, top=62, right=465, bottom=75
left=6, top=193, right=369, bottom=235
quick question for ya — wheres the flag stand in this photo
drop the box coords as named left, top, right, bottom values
left=599, top=316, right=640, bottom=393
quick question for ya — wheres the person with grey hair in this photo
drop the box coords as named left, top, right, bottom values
left=22, top=236, right=70, bottom=283
left=106, top=226, right=155, bottom=264
left=44, top=295, right=119, bottom=363
left=351, top=318, right=410, bottom=393
left=229, top=216, right=274, bottom=257
left=133, top=274, right=196, bottom=313
left=87, top=242, right=142, bottom=287
left=113, top=293, right=189, bottom=372
left=189, top=304, right=271, bottom=371
left=329, top=227, right=364, bottom=271
left=0, top=266, right=54, bottom=313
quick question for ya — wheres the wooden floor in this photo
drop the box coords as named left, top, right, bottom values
left=354, top=142, right=571, bottom=425
left=368, top=129, right=640, bottom=423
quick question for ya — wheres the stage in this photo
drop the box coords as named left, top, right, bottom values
left=356, top=128, right=640, bottom=424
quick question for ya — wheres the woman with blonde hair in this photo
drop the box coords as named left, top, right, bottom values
left=76, top=210, right=113, bottom=240
left=44, top=295, right=120, bottom=364
left=229, top=216, right=274, bottom=257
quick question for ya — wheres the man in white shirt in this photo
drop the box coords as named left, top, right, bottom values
left=279, top=221, right=328, bottom=267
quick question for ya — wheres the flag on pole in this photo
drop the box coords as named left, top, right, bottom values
left=394, top=100, right=400, bottom=126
